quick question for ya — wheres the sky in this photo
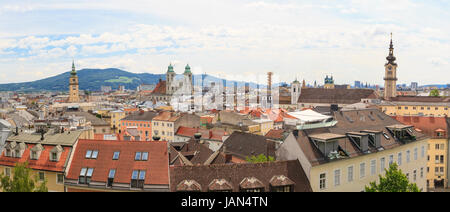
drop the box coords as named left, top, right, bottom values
left=0, top=0, right=449, bottom=86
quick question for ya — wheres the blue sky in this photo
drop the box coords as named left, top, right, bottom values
left=0, top=0, right=449, bottom=86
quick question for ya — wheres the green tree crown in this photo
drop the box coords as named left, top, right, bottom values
left=365, top=163, right=420, bottom=192
left=0, top=162, right=48, bottom=192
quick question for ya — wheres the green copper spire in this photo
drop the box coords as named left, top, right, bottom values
left=167, top=63, right=174, bottom=73
left=184, top=64, right=191, bottom=74
left=71, top=60, right=77, bottom=76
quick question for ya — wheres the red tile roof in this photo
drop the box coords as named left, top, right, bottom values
left=151, top=80, right=166, bottom=94
left=0, top=143, right=71, bottom=172
left=392, top=116, right=449, bottom=139
left=66, top=139, right=169, bottom=185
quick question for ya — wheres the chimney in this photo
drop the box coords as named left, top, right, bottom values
left=40, top=131, right=45, bottom=141
left=194, top=132, right=202, bottom=142
left=225, top=153, right=232, bottom=163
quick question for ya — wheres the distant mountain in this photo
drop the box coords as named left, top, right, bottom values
left=0, top=68, right=165, bottom=92
left=0, top=68, right=266, bottom=92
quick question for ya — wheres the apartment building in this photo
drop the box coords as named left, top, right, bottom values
left=277, top=109, right=429, bottom=192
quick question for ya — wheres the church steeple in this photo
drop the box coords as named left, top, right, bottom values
left=71, top=60, right=77, bottom=75
left=386, top=33, right=397, bottom=66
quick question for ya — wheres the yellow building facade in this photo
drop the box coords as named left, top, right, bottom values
left=426, top=138, right=447, bottom=188
left=381, top=104, right=449, bottom=117
left=0, top=167, right=66, bottom=192
left=309, top=138, right=428, bottom=192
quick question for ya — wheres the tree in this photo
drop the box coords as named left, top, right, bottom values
left=365, top=163, right=420, bottom=192
left=0, top=162, right=48, bottom=192
left=246, top=154, right=275, bottom=163
left=429, top=89, right=440, bottom=97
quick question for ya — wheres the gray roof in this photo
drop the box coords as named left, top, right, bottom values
left=7, top=130, right=83, bottom=146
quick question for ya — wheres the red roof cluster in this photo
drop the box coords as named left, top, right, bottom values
left=0, top=143, right=71, bottom=172
left=66, top=139, right=169, bottom=185
left=392, top=116, right=449, bottom=138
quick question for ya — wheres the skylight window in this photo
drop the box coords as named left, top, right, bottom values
left=91, top=150, right=98, bottom=159
left=79, top=168, right=94, bottom=184
left=86, top=150, right=98, bottom=159
left=113, top=151, right=120, bottom=160
left=85, top=150, right=92, bottom=158
left=135, top=152, right=141, bottom=161
left=142, top=152, right=148, bottom=161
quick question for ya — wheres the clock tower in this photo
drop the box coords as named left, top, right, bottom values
left=384, top=33, right=398, bottom=100
left=69, top=60, right=80, bottom=103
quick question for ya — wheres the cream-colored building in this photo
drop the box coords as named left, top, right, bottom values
left=380, top=102, right=449, bottom=117
left=392, top=115, right=449, bottom=189
left=277, top=109, right=429, bottom=192
left=110, top=110, right=125, bottom=133
left=151, top=111, right=180, bottom=142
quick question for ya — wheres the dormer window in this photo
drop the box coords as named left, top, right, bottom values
left=50, top=145, right=63, bottom=162
left=31, top=151, right=38, bottom=160
left=30, top=144, right=44, bottom=160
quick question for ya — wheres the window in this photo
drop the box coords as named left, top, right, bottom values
left=51, top=152, right=58, bottom=161
left=360, top=163, right=365, bottom=178
left=435, top=155, right=439, bottom=164
left=370, top=160, right=376, bottom=175
left=86, top=150, right=98, bottom=159
left=420, top=168, right=424, bottom=178
left=271, top=186, right=292, bottom=192
left=334, top=169, right=340, bottom=187
left=113, top=151, right=120, bottom=160
left=389, top=155, right=393, bottom=166
left=413, top=170, right=417, bottom=181
left=38, top=172, right=45, bottom=182
left=107, top=169, right=116, bottom=187
left=5, top=168, right=11, bottom=177
left=440, top=155, right=444, bottom=164
left=383, top=132, right=390, bottom=140
left=79, top=168, right=94, bottom=184
left=142, top=152, right=148, bottom=161
left=57, top=173, right=64, bottom=184
left=31, top=151, right=38, bottom=160
left=435, top=144, right=439, bottom=150
left=398, top=153, right=402, bottom=165
left=380, top=157, right=385, bottom=172
left=85, top=150, right=92, bottom=158
left=135, top=152, right=148, bottom=161
left=131, top=170, right=146, bottom=188
left=421, top=146, right=425, bottom=158
left=319, top=173, right=326, bottom=190
left=412, top=148, right=417, bottom=161
left=135, top=152, right=141, bottom=161
left=348, top=166, right=354, bottom=182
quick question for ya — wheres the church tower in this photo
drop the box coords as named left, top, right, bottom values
left=166, top=63, right=176, bottom=95
left=384, top=33, right=398, bottom=100
left=183, top=64, right=193, bottom=94
left=68, top=60, right=80, bottom=103
left=291, top=78, right=301, bottom=105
